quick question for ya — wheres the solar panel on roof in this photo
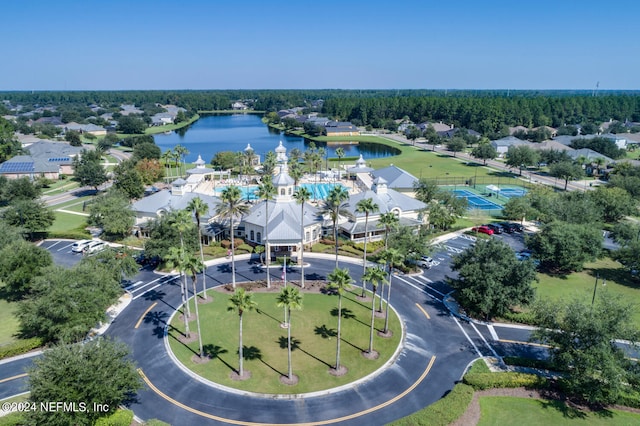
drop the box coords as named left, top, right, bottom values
left=0, top=162, right=34, bottom=173
left=48, top=157, right=70, bottom=162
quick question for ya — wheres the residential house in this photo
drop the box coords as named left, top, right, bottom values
left=324, top=121, right=360, bottom=136
left=232, top=101, right=248, bottom=110
left=490, top=136, right=532, bottom=157
left=0, top=155, right=60, bottom=180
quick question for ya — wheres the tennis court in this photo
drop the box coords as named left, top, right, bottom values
left=498, top=188, right=527, bottom=198
left=452, top=189, right=503, bottom=210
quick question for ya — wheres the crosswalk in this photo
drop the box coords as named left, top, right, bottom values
left=126, top=275, right=179, bottom=300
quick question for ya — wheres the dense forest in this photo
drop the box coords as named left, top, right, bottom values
left=2, top=90, right=639, bottom=136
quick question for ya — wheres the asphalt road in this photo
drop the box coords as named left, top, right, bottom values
left=0, top=233, right=591, bottom=425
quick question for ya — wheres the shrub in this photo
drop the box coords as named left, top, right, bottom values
left=0, top=337, right=44, bottom=359
left=144, top=420, right=172, bottom=426
left=353, top=240, right=384, bottom=252
left=95, top=409, right=134, bottom=426
left=463, top=372, right=547, bottom=390
left=0, top=412, right=27, bottom=426
left=47, top=230, right=92, bottom=240
left=220, top=238, right=244, bottom=249
left=390, top=383, right=474, bottom=426
left=500, top=309, right=536, bottom=325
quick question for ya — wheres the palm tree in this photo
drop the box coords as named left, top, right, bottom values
left=187, top=197, right=210, bottom=299
left=174, top=144, right=189, bottom=177
left=335, top=147, right=344, bottom=180
left=378, top=212, right=399, bottom=250
left=161, top=149, right=174, bottom=181
left=289, top=147, right=302, bottom=164
left=380, top=248, right=404, bottom=335
left=184, top=252, right=205, bottom=358
left=362, top=266, right=387, bottom=355
left=165, top=246, right=194, bottom=338
left=169, top=209, right=195, bottom=317
left=327, top=267, right=353, bottom=372
left=289, top=164, right=303, bottom=187
left=227, top=288, right=257, bottom=378
left=276, top=286, right=303, bottom=381
left=320, top=186, right=351, bottom=268
left=293, top=187, right=312, bottom=288
left=216, top=185, right=250, bottom=288
left=255, top=180, right=276, bottom=288
left=355, top=198, right=379, bottom=296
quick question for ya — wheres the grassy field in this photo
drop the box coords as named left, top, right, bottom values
left=168, top=287, right=401, bottom=394
left=48, top=211, right=89, bottom=235
left=478, top=396, right=640, bottom=425
left=534, top=257, right=640, bottom=328
left=0, top=300, right=20, bottom=346
left=307, top=134, right=519, bottom=182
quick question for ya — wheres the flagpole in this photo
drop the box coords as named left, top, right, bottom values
left=282, top=255, right=288, bottom=326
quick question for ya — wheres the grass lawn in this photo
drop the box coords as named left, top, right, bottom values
left=49, top=211, right=89, bottom=235
left=534, top=257, right=640, bottom=328
left=0, top=299, right=20, bottom=346
left=168, top=287, right=401, bottom=394
left=478, top=396, right=640, bottom=425
left=310, top=135, right=498, bottom=180
left=40, top=179, right=79, bottom=195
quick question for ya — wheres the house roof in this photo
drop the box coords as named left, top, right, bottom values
left=131, top=190, right=220, bottom=220
left=567, top=148, right=613, bottom=163
left=530, top=140, right=575, bottom=152
left=24, top=141, right=82, bottom=160
left=0, top=155, right=59, bottom=174
left=370, top=165, right=419, bottom=189
left=344, top=187, right=427, bottom=218
left=490, top=136, right=531, bottom=147
left=242, top=200, right=321, bottom=243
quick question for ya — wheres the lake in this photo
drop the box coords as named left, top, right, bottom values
left=153, top=114, right=398, bottom=164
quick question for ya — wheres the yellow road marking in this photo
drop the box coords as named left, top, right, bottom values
left=415, top=303, right=430, bottom=319
left=135, top=302, right=158, bottom=329
left=139, top=355, right=436, bottom=425
left=0, top=373, right=28, bottom=384
left=498, top=339, right=551, bottom=348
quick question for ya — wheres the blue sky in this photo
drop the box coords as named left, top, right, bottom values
left=1, top=0, right=637, bottom=90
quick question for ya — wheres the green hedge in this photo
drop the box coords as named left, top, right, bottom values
left=95, top=409, right=134, bottom=426
left=0, top=337, right=43, bottom=359
left=390, top=383, right=474, bottom=426
left=463, top=372, right=547, bottom=390
left=47, top=230, right=91, bottom=240
left=144, top=420, right=172, bottom=426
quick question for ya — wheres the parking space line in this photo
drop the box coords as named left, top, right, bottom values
left=44, top=240, right=61, bottom=249
left=135, top=302, right=158, bottom=329
left=57, top=242, right=75, bottom=252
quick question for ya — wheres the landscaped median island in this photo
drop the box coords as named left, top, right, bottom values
left=167, top=282, right=402, bottom=394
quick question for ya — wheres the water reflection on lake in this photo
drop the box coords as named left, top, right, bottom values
left=153, top=114, right=398, bottom=163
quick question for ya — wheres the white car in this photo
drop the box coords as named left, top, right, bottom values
left=84, top=241, right=107, bottom=254
left=417, top=256, right=434, bottom=269
left=71, top=240, right=93, bottom=253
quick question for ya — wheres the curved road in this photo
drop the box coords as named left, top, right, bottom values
left=0, top=236, right=550, bottom=424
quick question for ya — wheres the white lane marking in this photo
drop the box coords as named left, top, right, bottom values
left=124, top=281, right=144, bottom=291
left=133, top=283, right=164, bottom=300
left=487, top=324, right=499, bottom=341
left=46, top=241, right=62, bottom=249
left=470, top=322, right=501, bottom=359
left=453, top=316, right=483, bottom=358
left=57, top=242, right=75, bottom=252
left=395, top=276, right=441, bottom=300
left=406, top=276, right=447, bottom=297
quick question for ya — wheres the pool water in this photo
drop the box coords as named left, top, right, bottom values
left=215, top=183, right=345, bottom=201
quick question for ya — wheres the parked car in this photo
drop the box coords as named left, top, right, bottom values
left=499, top=222, right=518, bottom=233
left=71, top=239, right=93, bottom=253
left=486, top=223, right=504, bottom=234
left=84, top=241, right=107, bottom=254
left=471, top=225, right=494, bottom=235
left=417, top=256, right=434, bottom=269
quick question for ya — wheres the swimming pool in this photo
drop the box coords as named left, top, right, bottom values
left=215, top=183, right=346, bottom=201
left=452, top=189, right=503, bottom=210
